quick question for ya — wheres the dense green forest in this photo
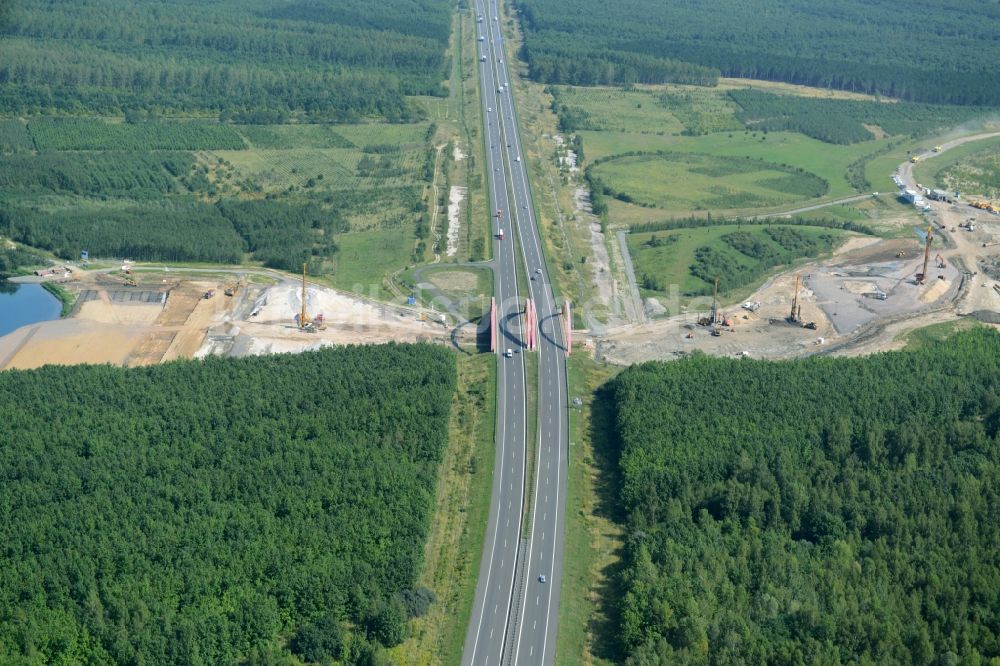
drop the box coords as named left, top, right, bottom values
left=608, top=329, right=1000, bottom=664
left=26, top=118, right=247, bottom=151
left=514, top=0, right=1000, bottom=105
left=0, top=197, right=347, bottom=270
left=0, top=245, right=45, bottom=281
left=0, top=152, right=194, bottom=199
left=0, top=344, right=456, bottom=664
left=0, top=0, right=451, bottom=120
left=686, top=227, right=838, bottom=292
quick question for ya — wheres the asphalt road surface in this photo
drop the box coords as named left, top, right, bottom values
left=462, top=1, right=569, bottom=664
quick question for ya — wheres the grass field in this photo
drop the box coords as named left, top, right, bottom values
left=328, top=228, right=415, bottom=297
left=393, top=353, right=496, bottom=665
left=212, top=145, right=428, bottom=192
left=556, top=355, right=622, bottom=666
left=627, top=223, right=846, bottom=302
left=410, top=266, right=494, bottom=321
left=553, top=86, right=684, bottom=135
left=234, top=124, right=356, bottom=149
left=553, top=83, right=938, bottom=219
left=592, top=152, right=828, bottom=212
left=335, top=122, right=432, bottom=148
left=582, top=129, right=892, bottom=202
left=899, top=318, right=983, bottom=350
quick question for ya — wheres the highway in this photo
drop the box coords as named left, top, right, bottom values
left=463, top=0, right=569, bottom=664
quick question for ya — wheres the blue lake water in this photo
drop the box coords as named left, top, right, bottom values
left=0, top=283, right=62, bottom=337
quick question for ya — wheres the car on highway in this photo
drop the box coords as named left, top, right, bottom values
left=505, top=349, right=513, bottom=358
left=538, top=574, right=546, bottom=583
left=487, top=107, right=492, bottom=113
left=535, top=268, right=542, bottom=275
left=514, top=156, right=520, bottom=162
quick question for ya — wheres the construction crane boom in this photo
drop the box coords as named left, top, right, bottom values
left=789, top=274, right=802, bottom=323
left=711, top=276, right=720, bottom=326
left=299, top=262, right=311, bottom=329
left=917, top=224, right=933, bottom=284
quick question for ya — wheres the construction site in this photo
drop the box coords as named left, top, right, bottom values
left=596, top=146, right=1000, bottom=364
left=4, top=137, right=1000, bottom=371
left=0, top=263, right=456, bottom=372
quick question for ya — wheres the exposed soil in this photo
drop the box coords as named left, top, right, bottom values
left=0, top=270, right=457, bottom=371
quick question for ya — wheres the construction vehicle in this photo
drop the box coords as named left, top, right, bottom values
left=203, top=289, right=215, bottom=299
left=936, top=254, right=946, bottom=269
left=742, top=301, right=761, bottom=312
left=868, top=285, right=888, bottom=300
left=696, top=278, right=721, bottom=329
left=697, top=277, right=727, bottom=335
left=933, top=145, right=942, bottom=152
left=224, top=284, right=238, bottom=296
left=910, top=155, right=920, bottom=163
left=787, top=274, right=802, bottom=324
left=914, top=223, right=933, bottom=284
left=124, top=276, right=137, bottom=287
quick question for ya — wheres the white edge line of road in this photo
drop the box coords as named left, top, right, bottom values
left=468, top=8, right=510, bottom=659
left=469, top=0, right=531, bottom=661
left=490, top=2, right=567, bottom=662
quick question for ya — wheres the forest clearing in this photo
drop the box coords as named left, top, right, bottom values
left=0, top=267, right=458, bottom=371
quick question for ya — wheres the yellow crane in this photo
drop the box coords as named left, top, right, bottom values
left=298, top=261, right=312, bottom=331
